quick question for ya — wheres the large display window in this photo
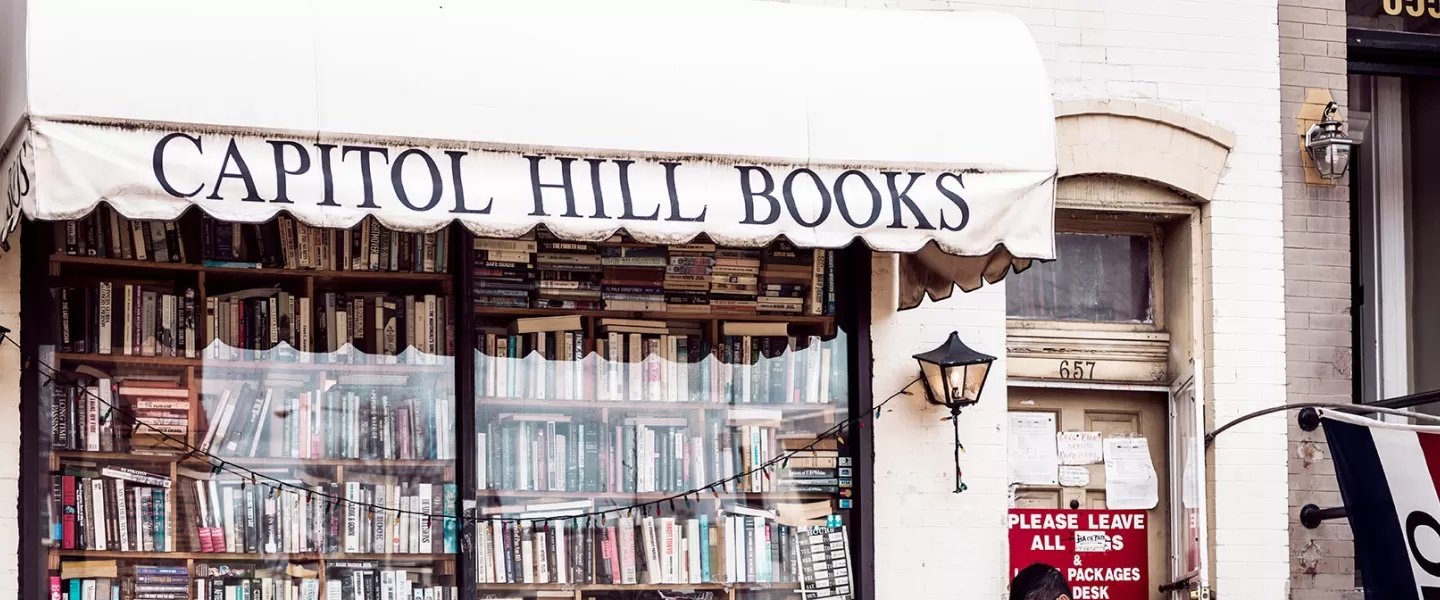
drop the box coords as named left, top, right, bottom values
left=23, top=209, right=866, bottom=600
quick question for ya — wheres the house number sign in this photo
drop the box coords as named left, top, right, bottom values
left=1058, top=360, right=1099, bottom=380
left=1384, top=0, right=1440, bottom=18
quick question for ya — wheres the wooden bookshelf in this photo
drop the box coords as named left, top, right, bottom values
left=472, top=582, right=800, bottom=591
left=475, top=397, right=837, bottom=415
left=53, top=352, right=452, bottom=373
left=47, top=220, right=465, bottom=599
left=470, top=236, right=848, bottom=597
left=51, top=255, right=452, bottom=283
left=57, top=550, right=453, bottom=561
left=44, top=218, right=848, bottom=600
left=475, top=490, right=835, bottom=501
left=53, top=450, right=454, bottom=468
left=474, top=305, right=834, bottom=326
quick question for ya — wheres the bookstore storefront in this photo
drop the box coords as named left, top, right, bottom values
left=0, top=2, right=1056, bottom=600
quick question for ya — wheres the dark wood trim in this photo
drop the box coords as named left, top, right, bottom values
left=1351, top=61, right=1440, bottom=78
left=1351, top=154, right=1364, bottom=406
left=1350, top=28, right=1440, bottom=77
left=841, top=244, right=875, bottom=600
left=20, top=221, right=54, bottom=600
left=453, top=224, right=477, bottom=600
left=1351, top=27, right=1440, bottom=54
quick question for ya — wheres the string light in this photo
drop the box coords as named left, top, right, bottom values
left=4, top=333, right=917, bottom=526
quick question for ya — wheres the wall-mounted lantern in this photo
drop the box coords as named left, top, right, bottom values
left=1305, top=101, right=1356, bottom=181
left=913, top=331, right=997, bottom=493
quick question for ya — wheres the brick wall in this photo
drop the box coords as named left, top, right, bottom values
left=780, top=0, right=1289, bottom=598
left=0, top=234, right=20, bottom=600
left=1279, top=0, right=1356, bottom=597
left=868, top=253, right=1012, bottom=600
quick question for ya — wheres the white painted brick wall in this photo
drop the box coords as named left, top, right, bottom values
left=777, top=0, right=1288, bottom=598
left=868, top=253, right=1011, bottom=600
left=0, top=234, right=20, bottom=600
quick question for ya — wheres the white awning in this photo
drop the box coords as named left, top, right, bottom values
left=1, top=0, right=1056, bottom=303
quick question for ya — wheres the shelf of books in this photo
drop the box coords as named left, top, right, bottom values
left=470, top=232, right=851, bottom=600
left=46, top=208, right=460, bottom=600
left=40, top=213, right=857, bottom=600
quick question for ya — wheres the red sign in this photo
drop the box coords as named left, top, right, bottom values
left=1008, top=509, right=1148, bottom=600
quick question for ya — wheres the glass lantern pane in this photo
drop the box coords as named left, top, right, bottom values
left=920, top=360, right=946, bottom=404
left=962, top=362, right=989, bottom=402
left=1332, top=145, right=1351, bottom=177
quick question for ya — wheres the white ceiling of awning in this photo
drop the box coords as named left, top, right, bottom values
left=1, top=0, right=1056, bottom=302
left=18, top=0, right=1055, bottom=173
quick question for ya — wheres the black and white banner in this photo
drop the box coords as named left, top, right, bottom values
left=2, top=117, right=1056, bottom=259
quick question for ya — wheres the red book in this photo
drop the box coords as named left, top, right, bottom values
left=396, top=407, right=413, bottom=461
left=49, top=576, right=60, bottom=600
left=196, top=517, right=214, bottom=553
left=605, top=525, right=621, bottom=583
left=60, top=476, right=76, bottom=549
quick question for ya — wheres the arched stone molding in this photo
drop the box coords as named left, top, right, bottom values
left=1056, top=99, right=1235, bottom=202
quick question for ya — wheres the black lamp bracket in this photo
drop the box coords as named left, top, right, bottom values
left=1321, top=101, right=1340, bottom=123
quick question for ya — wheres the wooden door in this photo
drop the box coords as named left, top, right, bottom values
left=1009, top=386, right=1170, bottom=600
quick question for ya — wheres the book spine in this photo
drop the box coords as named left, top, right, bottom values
left=97, top=282, right=112, bottom=355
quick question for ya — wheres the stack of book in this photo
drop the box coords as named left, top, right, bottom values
left=475, top=517, right=598, bottom=585
left=469, top=232, right=840, bottom=316
left=757, top=242, right=813, bottom=315
left=51, top=373, right=189, bottom=455
left=813, top=248, right=837, bottom=316
left=664, top=243, right=715, bottom=313
left=476, top=315, right=587, bottom=401
left=54, top=206, right=188, bottom=263
left=477, top=408, right=813, bottom=496
left=719, top=409, right=784, bottom=494
left=52, top=373, right=119, bottom=453
left=601, top=238, right=666, bottom=311
left=188, top=477, right=458, bottom=555
left=192, top=563, right=321, bottom=600
left=721, top=505, right=799, bottom=584
left=710, top=249, right=761, bottom=314
left=720, top=322, right=844, bottom=405
left=774, top=435, right=846, bottom=496
left=313, top=292, right=454, bottom=360
left=199, top=215, right=451, bottom=273
left=473, top=236, right=537, bottom=309
left=479, top=413, right=707, bottom=494
left=55, top=281, right=200, bottom=358
left=54, top=466, right=174, bottom=552
left=479, top=414, right=594, bottom=493
left=199, top=379, right=456, bottom=461
left=475, top=318, right=847, bottom=405
left=54, top=562, right=190, bottom=600
left=204, top=290, right=454, bottom=361
left=594, top=319, right=708, bottom=404
left=535, top=232, right=602, bottom=310
left=324, top=563, right=455, bottom=600
left=472, top=508, right=797, bottom=586
left=131, top=564, right=189, bottom=600
left=121, top=381, right=191, bottom=454
left=626, top=416, right=707, bottom=493
left=205, top=288, right=304, bottom=360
